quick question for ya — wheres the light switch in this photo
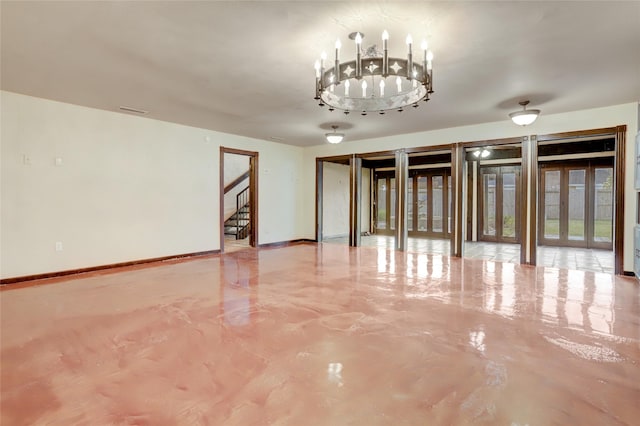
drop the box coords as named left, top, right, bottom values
left=55, top=157, right=63, bottom=166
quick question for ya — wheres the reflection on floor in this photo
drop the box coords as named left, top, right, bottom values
left=464, top=241, right=521, bottom=264
left=537, top=245, right=614, bottom=274
left=323, top=235, right=451, bottom=256
left=2, top=243, right=638, bottom=424
left=324, top=235, right=615, bottom=274
left=224, top=236, right=250, bottom=253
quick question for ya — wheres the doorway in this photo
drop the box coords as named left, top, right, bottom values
left=532, top=127, right=625, bottom=274
left=220, top=147, right=258, bottom=253
left=460, top=140, right=526, bottom=264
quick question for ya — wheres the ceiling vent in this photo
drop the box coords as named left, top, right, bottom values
left=118, top=106, right=148, bottom=115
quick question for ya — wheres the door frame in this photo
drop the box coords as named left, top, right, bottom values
left=220, top=147, right=259, bottom=252
left=531, top=126, right=626, bottom=274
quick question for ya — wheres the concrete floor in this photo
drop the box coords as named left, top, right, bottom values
left=224, top=235, right=250, bottom=253
left=1, top=243, right=638, bottom=424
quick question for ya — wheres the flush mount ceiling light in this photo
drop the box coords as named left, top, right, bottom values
left=325, top=125, right=345, bottom=144
left=509, top=100, right=540, bottom=126
left=314, top=31, right=434, bottom=115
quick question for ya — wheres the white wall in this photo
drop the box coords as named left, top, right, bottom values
left=2, top=91, right=636, bottom=277
left=320, top=163, right=371, bottom=239
left=302, top=103, right=639, bottom=272
left=322, top=162, right=350, bottom=238
left=0, top=91, right=305, bottom=278
left=223, top=153, right=249, bottom=185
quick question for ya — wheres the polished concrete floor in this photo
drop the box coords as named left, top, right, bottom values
left=1, top=243, right=638, bottom=424
left=224, top=235, right=250, bottom=253
left=324, top=235, right=615, bottom=274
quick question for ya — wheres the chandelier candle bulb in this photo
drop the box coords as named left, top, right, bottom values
left=396, top=76, right=402, bottom=93
left=379, top=80, right=385, bottom=97
left=355, top=32, right=362, bottom=78
left=382, top=30, right=389, bottom=76
left=320, top=51, right=327, bottom=86
left=406, top=34, right=413, bottom=81
left=335, top=39, right=341, bottom=78
left=344, top=80, right=350, bottom=97
left=314, top=60, right=321, bottom=98
left=421, top=40, right=428, bottom=80
left=426, top=50, right=434, bottom=93
left=361, top=80, right=367, bottom=97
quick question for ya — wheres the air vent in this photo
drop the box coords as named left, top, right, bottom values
left=119, top=106, right=148, bottom=115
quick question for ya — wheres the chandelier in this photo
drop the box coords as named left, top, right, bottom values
left=314, top=31, right=434, bottom=115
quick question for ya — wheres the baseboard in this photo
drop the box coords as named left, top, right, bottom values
left=0, top=250, right=220, bottom=286
left=623, top=271, right=636, bottom=277
left=258, top=239, right=316, bottom=249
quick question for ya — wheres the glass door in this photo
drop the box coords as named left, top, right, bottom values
left=374, top=172, right=396, bottom=235
left=539, top=159, right=613, bottom=249
left=478, top=165, right=521, bottom=243
left=407, top=169, right=451, bottom=238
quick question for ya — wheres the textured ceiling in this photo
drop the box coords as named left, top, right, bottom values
left=2, top=1, right=639, bottom=147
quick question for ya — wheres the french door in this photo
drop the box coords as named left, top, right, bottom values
left=478, top=165, right=521, bottom=243
left=374, top=172, right=396, bottom=235
left=407, top=169, right=451, bottom=238
left=539, top=159, right=613, bottom=249
left=373, top=169, right=451, bottom=237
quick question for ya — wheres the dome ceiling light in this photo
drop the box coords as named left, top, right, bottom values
left=325, top=125, right=345, bottom=144
left=509, top=100, right=540, bottom=126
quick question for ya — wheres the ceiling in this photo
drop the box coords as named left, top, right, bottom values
left=1, top=1, right=639, bottom=147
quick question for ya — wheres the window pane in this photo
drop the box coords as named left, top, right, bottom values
left=417, top=176, right=428, bottom=231
left=432, top=176, right=443, bottom=233
left=544, top=170, right=560, bottom=239
left=377, top=178, right=386, bottom=230
left=568, top=169, right=586, bottom=241
left=502, top=172, right=516, bottom=238
left=593, top=168, right=613, bottom=243
left=390, top=178, right=396, bottom=230
left=483, top=173, right=497, bottom=236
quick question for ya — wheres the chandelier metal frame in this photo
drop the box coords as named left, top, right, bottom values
left=314, top=31, right=434, bottom=115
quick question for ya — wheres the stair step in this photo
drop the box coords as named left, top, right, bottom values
left=225, top=220, right=249, bottom=227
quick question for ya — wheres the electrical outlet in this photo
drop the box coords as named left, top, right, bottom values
left=22, top=154, right=31, bottom=166
left=55, top=242, right=63, bottom=251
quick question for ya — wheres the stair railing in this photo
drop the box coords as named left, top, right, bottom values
left=236, top=186, right=250, bottom=239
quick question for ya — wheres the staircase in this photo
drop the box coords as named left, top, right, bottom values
left=224, top=186, right=250, bottom=240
